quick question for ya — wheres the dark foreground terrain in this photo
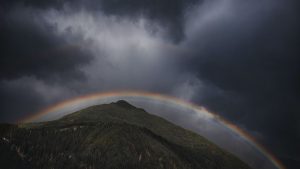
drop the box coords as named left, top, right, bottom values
left=0, top=100, right=251, bottom=169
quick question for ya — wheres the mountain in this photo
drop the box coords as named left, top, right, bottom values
left=0, top=100, right=252, bottom=169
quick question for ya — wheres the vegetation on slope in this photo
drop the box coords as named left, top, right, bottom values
left=0, top=100, right=251, bottom=169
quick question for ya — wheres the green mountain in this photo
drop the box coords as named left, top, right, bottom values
left=0, top=100, right=251, bottom=169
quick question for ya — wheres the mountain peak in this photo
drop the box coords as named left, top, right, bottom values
left=114, top=100, right=136, bottom=109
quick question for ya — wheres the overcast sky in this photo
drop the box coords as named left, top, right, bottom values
left=0, top=0, right=299, bottom=168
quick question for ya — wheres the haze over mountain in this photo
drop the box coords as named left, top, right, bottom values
left=0, top=100, right=251, bottom=169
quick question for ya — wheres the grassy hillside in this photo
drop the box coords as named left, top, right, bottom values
left=0, top=100, right=251, bottom=169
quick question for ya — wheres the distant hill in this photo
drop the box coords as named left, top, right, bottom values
left=0, top=100, right=252, bottom=169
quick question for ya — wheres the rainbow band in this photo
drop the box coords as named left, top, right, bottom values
left=18, top=91, right=285, bottom=169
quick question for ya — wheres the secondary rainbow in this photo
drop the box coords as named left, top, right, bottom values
left=18, top=91, right=285, bottom=169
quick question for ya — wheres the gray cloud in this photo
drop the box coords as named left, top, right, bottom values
left=2, top=0, right=201, bottom=42
left=0, top=77, right=45, bottom=122
left=0, top=5, right=93, bottom=81
left=180, top=1, right=300, bottom=166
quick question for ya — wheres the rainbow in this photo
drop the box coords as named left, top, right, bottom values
left=18, top=91, right=285, bottom=169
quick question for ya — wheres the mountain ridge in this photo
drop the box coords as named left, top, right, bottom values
left=0, top=100, right=252, bottom=169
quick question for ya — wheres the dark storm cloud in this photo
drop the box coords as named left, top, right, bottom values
left=0, top=0, right=203, bottom=80
left=0, top=78, right=45, bottom=122
left=0, top=0, right=203, bottom=126
left=98, top=0, right=201, bottom=42
left=0, top=5, right=92, bottom=81
left=2, top=0, right=201, bottom=42
left=179, top=0, right=300, bottom=167
left=0, top=2, right=92, bottom=122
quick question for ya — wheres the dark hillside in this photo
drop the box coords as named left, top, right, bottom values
left=0, top=101, right=251, bottom=169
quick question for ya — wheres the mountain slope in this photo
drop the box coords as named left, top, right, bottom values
left=0, top=100, right=252, bottom=169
